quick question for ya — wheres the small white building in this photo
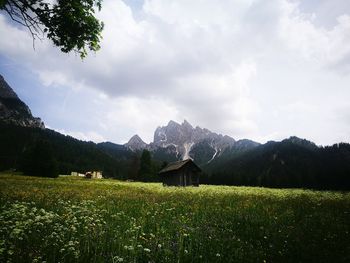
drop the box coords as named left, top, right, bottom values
left=85, top=171, right=103, bottom=179
left=71, top=172, right=85, bottom=177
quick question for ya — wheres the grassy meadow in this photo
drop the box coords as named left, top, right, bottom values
left=0, top=173, right=349, bottom=262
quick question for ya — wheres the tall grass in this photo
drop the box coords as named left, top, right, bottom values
left=0, top=174, right=349, bottom=262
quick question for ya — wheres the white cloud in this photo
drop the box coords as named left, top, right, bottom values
left=57, top=129, right=107, bottom=143
left=1, top=0, right=350, bottom=145
left=279, top=3, right=350, bottom=72
left=103, top=96, right=180, bottom=143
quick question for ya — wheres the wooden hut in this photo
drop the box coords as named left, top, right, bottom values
left=159, top=159, right=201, bottom=186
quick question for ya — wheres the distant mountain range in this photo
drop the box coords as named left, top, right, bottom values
left=0, top=74, right=349, bottom=190
left=124, top=119, right=260, bottom=165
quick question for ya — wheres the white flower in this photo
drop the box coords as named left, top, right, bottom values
left=113, top=256, right=124, bottom=262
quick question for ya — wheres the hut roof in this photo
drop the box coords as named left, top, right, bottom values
left=159, top=159, right=201, bottom=174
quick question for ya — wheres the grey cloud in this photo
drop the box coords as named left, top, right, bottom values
left=297, top=0, right=350, bottom=29
left=1, top=0, right=350, bottom=145
left=329, top=52, right=350, bottom=75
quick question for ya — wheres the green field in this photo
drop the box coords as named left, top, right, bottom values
left=0, top=174, right=349, bottom=262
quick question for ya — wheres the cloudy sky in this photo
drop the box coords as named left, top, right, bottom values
left=1, top=0, right=350, bottom=146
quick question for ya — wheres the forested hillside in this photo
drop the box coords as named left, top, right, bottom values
left=203, top=137, right=350, bottom=190
left=0, top=123, right=131, bottom=178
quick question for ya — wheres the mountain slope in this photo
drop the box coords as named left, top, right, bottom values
left=0, top=75, right=44, bottom=128
left=124, top=135, right=147, bottom=151
left=98, top=141, right=132, bottom=159
left=204, top=137, right=350, bottom=190
left=0, top=122, right=133, bottom=178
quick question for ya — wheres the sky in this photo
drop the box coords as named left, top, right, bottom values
left=0, top=0, right=350, bottom=146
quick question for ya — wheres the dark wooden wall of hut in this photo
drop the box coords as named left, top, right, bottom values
left=162, top=164, right=199, bottom=186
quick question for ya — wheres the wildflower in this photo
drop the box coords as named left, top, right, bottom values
left=113, top=256, right=124, bottom=262
left=124, top=245, right=134, bottom=251
left=144, top=248, right=151, bottom=253
left=216, top=253, right=221, bottom=257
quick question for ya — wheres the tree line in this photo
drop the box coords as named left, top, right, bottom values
left=202, top=139, right=350, bottom=191
left=0, top=123, right=163, bottom=180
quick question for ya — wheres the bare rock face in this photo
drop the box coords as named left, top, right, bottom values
left=0, top=75, right=19, bottom=99
left=126, top=120, right=260, bottom=164
left=152, top=120, right=236, bottom=161
left=0, top=74, right=44, bottom=128
left=124, top=134, right=147, bottom=151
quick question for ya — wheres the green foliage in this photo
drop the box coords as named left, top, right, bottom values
left=0, top=123, right=130, bottom=178
left=1, top=0, right=104, bottom=58
left=204, top=139, right=350, bottom=190
left=139, top=149, right=151, bottom=176
left=19, top=139, right=58, bottom=178
left=0, top=175, right=349, bottom=262
left=138, top=149, right=161, bottom=182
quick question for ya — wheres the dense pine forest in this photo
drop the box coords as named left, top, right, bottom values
left=202, top=138, right=350, bottom=190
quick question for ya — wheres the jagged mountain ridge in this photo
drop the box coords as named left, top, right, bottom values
left=0, top=74, right=44, bottom=128
left=125, top=120, right=260, bottom=165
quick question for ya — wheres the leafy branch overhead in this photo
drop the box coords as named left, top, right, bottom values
left=0, top=0, right=104, bottom=58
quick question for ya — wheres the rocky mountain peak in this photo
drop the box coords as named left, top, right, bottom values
left=154, top=120, right=192, bottom=146
left=182, top=119, right=193, bottom=129
left=151, top=120, right=237, bottom=161
left=126, top=119, right=260, bottom=165
left=124, top=134, right=147, bottom=151
left=167, top=120, right=181, bottom=128
left=0, top=74, right=19, bottom=99
left=0, top=74, right=44, bottom=129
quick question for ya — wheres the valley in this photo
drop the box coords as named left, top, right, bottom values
left=1, top=73, right=350, bottom=190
